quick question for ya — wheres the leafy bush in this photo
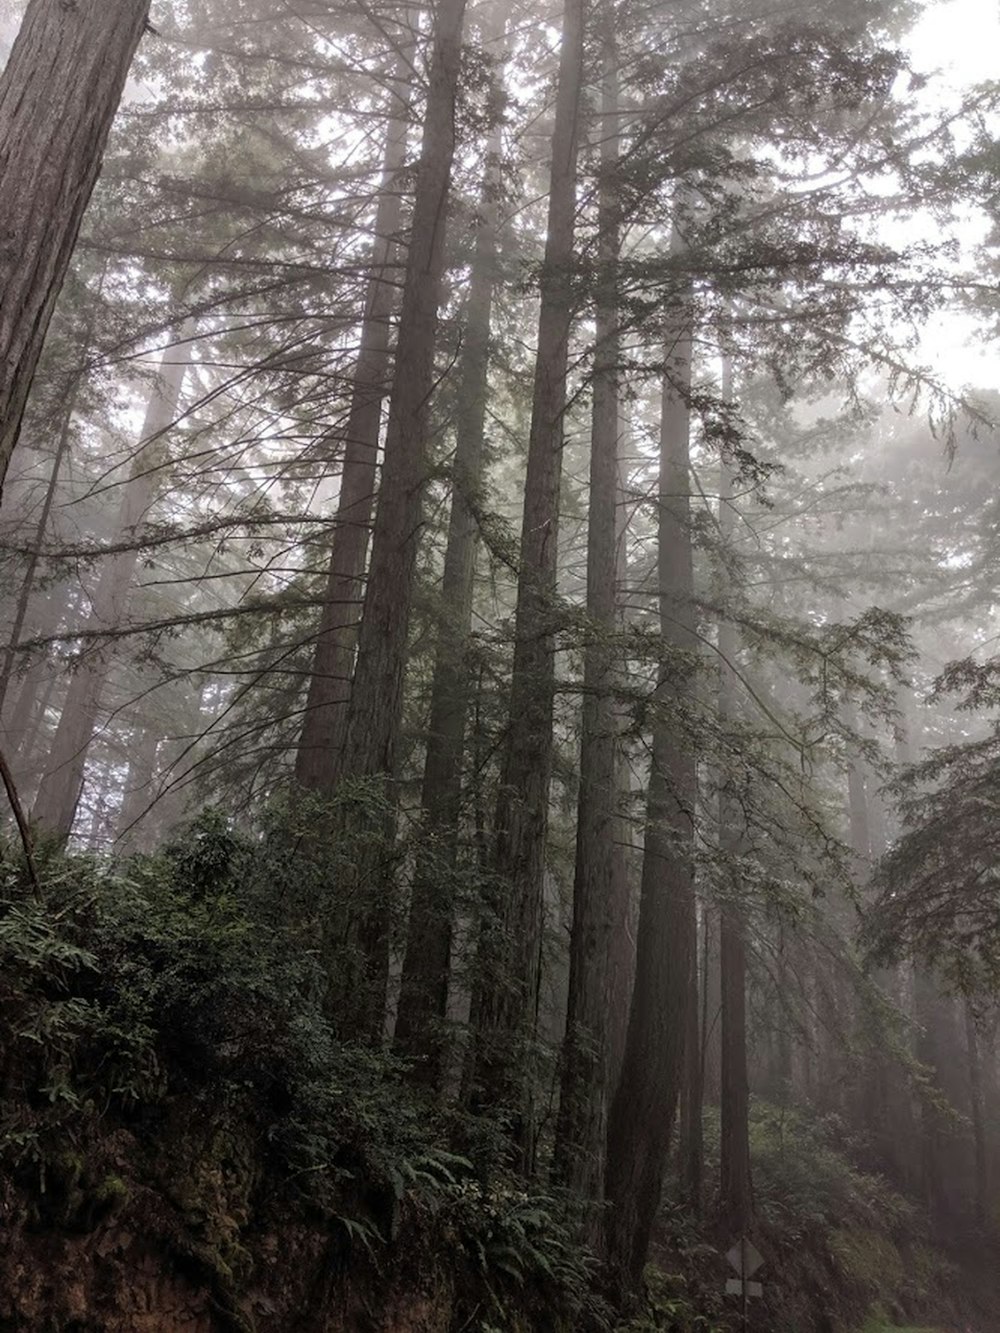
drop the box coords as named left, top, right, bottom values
left=0, top=805, right=608, bottom=1329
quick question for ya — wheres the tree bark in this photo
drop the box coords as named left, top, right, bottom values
left=463, top=0, right=586, bottom=1173
left=604, top=223, right=697, bottom=1291
left=294, top=21, right=416, bottom=790
left=553, top=24, right=628, bottom=1205
left=31, top=326, right=194, bottom=845
left=393, top=35, right=504, bottom=1086
left=329, top=0, right=469, bottom=1041
left=0, top=0, right=150, bottom=490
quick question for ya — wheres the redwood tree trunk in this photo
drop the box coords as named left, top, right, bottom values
left=554, top=24, right=628, bottom=1203
left=464, top=0, right=586, bottom=1173
left=330, top=0, right=469, bottom=1041
left=31, top=328, right=193, bottom=845
left=604, top=225, right=697, bottom=1290
left=294, top=24, right=416, bottom=790
left=393, top=42, right=504, bottom=1085
left=0, top=0, right=150, bottom=488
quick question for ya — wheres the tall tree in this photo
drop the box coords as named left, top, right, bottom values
left=294, top=18, right=417, bottom=790
left=327, top=0, right=470, bottom=1039
left=553, top=19, right=630, bottom=1205
left=31, top=325, right=194, bottom=845
left=717, top=359, right=753, bottom=1236
left=604, top=221, right=698, bottom=1290
left=394, top=30, right=505, bottom=1085
left=0, top=0, right=151, bottom=489
left=464, top=0, right=587, bottom=1171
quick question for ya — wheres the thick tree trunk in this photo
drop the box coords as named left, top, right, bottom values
left=294, top=24, right=416, bottom=790
left=31, top=328, right=193, bottom=845
left=464, top=0, right=586, bottom=1173
left=0, top=0, right=150, bottom=488
left=329, top=0, right=469, bottom=1042
left=393, top=41, right=503, bottom=1086
left=553, top=27, right=628, bottom=1205
left=604, top=227, right=697, bottom=1290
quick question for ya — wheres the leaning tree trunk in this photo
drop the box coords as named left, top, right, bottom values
left=4, top=579, right=69, bottom=763
left=393, top=35, right=504, bottom=1087
left=0, top=0, right=150, bottom=490
left=464, top=0, right=586, bottom=1174
left=329, top=0, right=469, bottom=1042
left=553, top=23, right=628, bottom=1206
left=0, top=400, right=74, bottom=717
left=294, top=20, right=416, bottom=791
left=604, top=223, right=697, bottom=1292
left=31, top=327, right=193, bottom=845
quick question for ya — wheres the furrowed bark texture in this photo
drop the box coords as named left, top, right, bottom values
left=31, top=329, right=193, bottom=845
left=294, top=23, right=416, bottom=791
left=553, top=27, right=628, bottom=1205
left=331, top=0, right=469, bottom=1041
left=604, top=227, right=697, bottom=1289
left=394, top=42, right=504, bottom=1085
left=0, top=0, right=150, bottom=490
left=465, top=0, right=586, bottom=1171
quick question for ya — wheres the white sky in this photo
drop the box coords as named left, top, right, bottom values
left=905, top=0, right=1000, bottom=392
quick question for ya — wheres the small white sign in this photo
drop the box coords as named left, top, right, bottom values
left=725, top=1278, right=763, bottom=1298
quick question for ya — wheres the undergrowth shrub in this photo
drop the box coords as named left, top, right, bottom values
left=0, top=805, right=606, bottom=1328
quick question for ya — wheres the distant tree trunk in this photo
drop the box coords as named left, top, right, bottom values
left=680, top=929, right=703, bottom=1213
left=329, top=0, right=469, bottom=1041
left=914, top=967, right=948, bottom=1222
left=604, top=224, right=697, bottom=1291
left=611, top=419, right=637, bottom=1092
left=116, top=721, right=160, bottom=848
left=0, top=0, right=150, bottom=489
left=717, top=384, right=753, bottom=1236
left=31, top=327, right=194, bottom=845
left=394, top=40, right=504, bottom=1086
left=463, top=0, right=586, bottom=1172
left=771, top=923, right=794, bottom=1103
left=964, top=999, right=989, bottom=1228
left=553, top=25, right=628, bottom=1205
left=0, top=403, right=73, bottom=716
left=294, top=24, right=416, bottom=790
left=702, top=909, right=722, bottom=1104
left=844, top=700, right=871, bottom=875
left=9, top=648, right=61, bottom=769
